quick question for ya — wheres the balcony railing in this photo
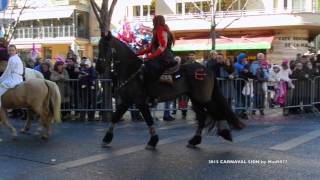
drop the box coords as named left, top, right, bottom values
left=14, top=25, right=89, bottom=39
left=132, top=8, right=320, bottom=22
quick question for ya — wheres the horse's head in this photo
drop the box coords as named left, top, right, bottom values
left=96, top=31, right=141, bottom=77
left=96, top=32, right=114, bottom=74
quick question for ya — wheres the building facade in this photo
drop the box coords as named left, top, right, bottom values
left=5, top=0, right=320, bottom=63
left=6, top=0, right=90, bottom=61
left=108, top=0, right=320, bottom=63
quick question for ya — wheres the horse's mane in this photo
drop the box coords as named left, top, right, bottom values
left=104, top=33, right=142, bottom=76
left=110, top=35, right=140, bottom=62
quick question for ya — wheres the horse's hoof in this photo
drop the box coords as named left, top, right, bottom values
left=218, top=129, right=233, bottom=142
left=12, top=136, right=18, bottom=141
left=145, top=145, right=156, bottom=151
left=20, top=128, right=29, bottom=134
left=101, top=142, right=111, bottom=148
left=41, top=135, right=49, bottom=140
left=147, top=135, right=159, bottom=149
left=188, top=135, right=202, bottom=147
left=103, top=132, right=113, bottom=144
left=186, top=144, right=196, bottom=149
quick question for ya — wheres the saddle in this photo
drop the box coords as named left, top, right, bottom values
left=159, top=60, right=181, bottom=84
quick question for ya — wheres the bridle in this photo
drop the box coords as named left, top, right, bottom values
left=104, top=40, right=144, bottom=91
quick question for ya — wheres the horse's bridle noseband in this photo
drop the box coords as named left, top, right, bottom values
left=103, top=44, right=143, bottom=91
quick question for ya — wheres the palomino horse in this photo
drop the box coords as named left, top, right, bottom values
left=97, top=32, right=245, bottom=150
left=0, top=78, right=61, bottom=139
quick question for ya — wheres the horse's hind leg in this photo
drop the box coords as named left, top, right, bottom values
left=137, top=103, right=159, bottom=150
left=0, top=108, right=17, bottom=138
left=206, top=100, right=233, bottom=142
left=187, top=101, right=206, bottom=148
left=102, top=102, right=130, bottom=147
left=39, top=114, right=51, bottom=140
left=21, top=109, right=33, bottom=133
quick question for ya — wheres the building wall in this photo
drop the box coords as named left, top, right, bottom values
left=41, top=44, right=69, bottom=60
left=267, top=29, right=309, bottom=63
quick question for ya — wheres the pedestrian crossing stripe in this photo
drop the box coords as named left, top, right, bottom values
left=270, top=130, right=320, bottom=151
left=234, top=126, right=282, bottom=143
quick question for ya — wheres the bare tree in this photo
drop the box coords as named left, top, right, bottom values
left=1, top=0, right=29, bottom=46
left=90, top=0, right=118, bottom=36
left=90, top=0, right=118, bottom=120
left=192, top=0, right=248, bottom=50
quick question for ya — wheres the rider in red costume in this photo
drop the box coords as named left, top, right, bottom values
left=137, top=15, right=176, bottom=83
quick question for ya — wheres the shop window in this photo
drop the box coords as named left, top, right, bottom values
left=273, top=0, right=278, bottom=9
left=150, top=0, right=155, bottom=15
left=133, top=5, right=140, bottom=17
left=202, top=1, right=210, bottom=12
left=176, top=3, right=182, bottom=14
left=150, top=6, right=155, bottom=15
left=219, top=0, right=246, bottom=11
left=185, top=2, right=202, bottom=14
left=284, top=0, right=288, bottom=9
left=43, top=47, right=52, bottom=60
left=292, top=0, right=305, bottom=11
left=133, top=4, right=154, bottom=17
left=143, top=5, right=149, bottom=16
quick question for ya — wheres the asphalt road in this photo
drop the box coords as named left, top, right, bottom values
left=1, top=110, right=320, bottom=180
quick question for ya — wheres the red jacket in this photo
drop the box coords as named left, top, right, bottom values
left=137, top=26, right=169, bottom=59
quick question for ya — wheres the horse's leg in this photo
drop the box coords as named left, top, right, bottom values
left=39, top=114, right=51, bottom=140
left=21, top=109, right=33, bottom=133
left=187, top=101, right=206, bottom=148
left=206, top=100, right=233, bottom=142
left=136, top=103, right=159, bottom=150
left=0, top=108, right=17, bottom=138
left=102, top=102, right=130, bottom=146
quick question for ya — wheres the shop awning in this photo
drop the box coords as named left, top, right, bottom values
left=19, top=9, right=74, bottom=21
left=172, top=36, right=274, bottom=51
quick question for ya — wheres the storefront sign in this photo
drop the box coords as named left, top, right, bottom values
left=278, top=36, right=309, bottom=48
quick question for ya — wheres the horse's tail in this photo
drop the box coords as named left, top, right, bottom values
left=44, top=80, right=61, bottom=123
left=206, top=77, right=245, bottom=131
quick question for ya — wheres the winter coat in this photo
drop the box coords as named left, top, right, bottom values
left=50, top=69, right=70, bottom=103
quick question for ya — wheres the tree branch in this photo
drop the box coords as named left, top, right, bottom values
left=90, top=0, right=102, bottom=25
left=91, top=0, right=101, bottom=14
left=108, top=0, right=117, bottom=21
left=221, top=0, right=249, bottom=31
left=215, top=0, right=239, bottom=26
left=7, top=0, right=28, bottom=44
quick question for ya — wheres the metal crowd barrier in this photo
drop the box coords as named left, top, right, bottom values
left=59, top=79, right=192, bottom=113
left=58, top=76, right=320, bottom=115
left=217, top=76, right=320, bottom=114
left=285, top=79, right=313, bottom=109
left=60, top=79, right=113, bottom=112
left=313, top=76, right=320, bottom=107
left=217, top=78, right=249, bottom=111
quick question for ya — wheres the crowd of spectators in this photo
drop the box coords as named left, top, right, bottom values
left=205, top=50, right=320, bottom=119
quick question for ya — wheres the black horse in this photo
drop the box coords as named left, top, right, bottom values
left=97, top=32, right=245, bottom=150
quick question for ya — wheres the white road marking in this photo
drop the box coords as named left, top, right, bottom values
left=158, top=121, right=196, bottom=130
left=234, top=126, right=282, bottom=143
left=270, top=130, right=320, bottom=151
left=50, top=133, right=193, bottom=170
